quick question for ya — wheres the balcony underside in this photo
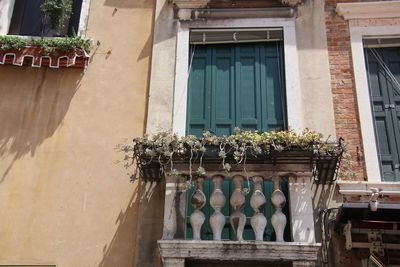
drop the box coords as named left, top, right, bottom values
left=158, top=240, right=321, bottom=262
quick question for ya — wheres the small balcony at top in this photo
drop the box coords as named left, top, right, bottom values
left=131, top=130, right=343, bottom=267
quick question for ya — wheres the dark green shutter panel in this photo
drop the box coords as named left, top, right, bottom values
left=187, top=46, right=212, bottom=137
left=366, top=47, right=400, bottom=181
left=187, top=42, right=286, bottom=136
left=212, top=46, right=236, bottom=136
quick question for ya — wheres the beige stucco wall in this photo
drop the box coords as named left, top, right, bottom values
left=0, top=1, right=154, bottom=266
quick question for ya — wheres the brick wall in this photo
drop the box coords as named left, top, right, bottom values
left=325, top=0, right=366, bottom=181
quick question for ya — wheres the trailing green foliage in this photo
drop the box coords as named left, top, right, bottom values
left=41, top=0, right=73, bottom=34
left=33, top=35, right=92, bottom=54
left=0, top=35, right=91, bottom=54
left=122, top=128, right=345, bottom=188
left=0, top=36, right=27, bottom=50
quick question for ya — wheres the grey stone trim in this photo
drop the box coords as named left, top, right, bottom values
left=158, top=240, right=321, bottom=262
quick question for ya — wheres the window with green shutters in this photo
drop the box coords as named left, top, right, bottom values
left=365, top=47, right=400, bottom=182
left=186, top=41, right=286, bottom=137
left=185, top=39, right=289, bottom=240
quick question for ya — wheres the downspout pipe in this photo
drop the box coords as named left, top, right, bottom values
left=177, top=7, right=295, bottom=21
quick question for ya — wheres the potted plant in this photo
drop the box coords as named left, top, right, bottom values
left=40, top=0, right=73, bottom=36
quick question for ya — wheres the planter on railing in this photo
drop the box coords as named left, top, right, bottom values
left=129, top=130, right=344, bottom=184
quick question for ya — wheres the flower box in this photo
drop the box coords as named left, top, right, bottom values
left=130, top=130, right=344, bottom=184
left=0, top=46, right=89, bottom=69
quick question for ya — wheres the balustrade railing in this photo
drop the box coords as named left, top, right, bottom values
left=187, top=174, right=289, bottom=242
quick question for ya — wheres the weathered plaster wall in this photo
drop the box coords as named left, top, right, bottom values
left=296, top=0, right=337, bottom=138
left=0, top=0, right=154, bottom=266
left=145, top=0, right=177, bottom=135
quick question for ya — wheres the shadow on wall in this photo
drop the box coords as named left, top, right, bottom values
left=311, top=182, right=339, bottom=242
left=98, top=182, right=141, bottom=267
left=134, top=180, right=165, bottom=267
left=0, top=66, right=83, bottom=184
left=103, top=0, right=154, bottom=9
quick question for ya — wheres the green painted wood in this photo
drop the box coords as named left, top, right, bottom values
left=242, top=180, right=255, bottom=240
left=212, top=46, right=236, bottom=136
left=261, top=42, right=286, bottom=131
left=187, top=46, right=212, bottom=137
left=366, top=48, right=400, bottom=181
left=187, top=42, right=286, bottom=136
left=235, top=44, right=262, bottom=131
left=263, top=180, right=274, bottom=241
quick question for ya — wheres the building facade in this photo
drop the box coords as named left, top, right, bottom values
left=1, top=0, right=400, bottom=266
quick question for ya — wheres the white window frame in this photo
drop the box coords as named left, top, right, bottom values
left=172, top=18, right=303, bottom=136
left=0, top=0, right=91, bottom=36
left=349, top=25, right=400, bottom=182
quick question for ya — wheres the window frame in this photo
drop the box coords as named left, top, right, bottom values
left=172, top=18, right=303, bottom=136
left=349, top=25, right=400, bottom=182
left=0, top=0, right=91, bottom=37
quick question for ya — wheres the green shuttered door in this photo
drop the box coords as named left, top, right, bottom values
left=366, top=47, right=400, bottom=181
left=187, top=42, right=286, bottom=136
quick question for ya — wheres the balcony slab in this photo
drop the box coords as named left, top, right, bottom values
left=158, top=240, right=321, bottom=263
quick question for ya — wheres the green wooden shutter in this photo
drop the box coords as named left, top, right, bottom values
left=187, top=46, right=212, bottom=137
left=212, top=46, right=236, bottom=136
left=235, top=44, right=262, bottom=131
left=187, top=42, right=286, bottom=136
left=366, top=47, right=400, bottom=181
left=261, top=43, right=286, bottom=131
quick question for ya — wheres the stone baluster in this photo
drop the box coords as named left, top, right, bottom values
left=210, top=175, right=226, bottom=241
left=271, top=178, right=287, bottom=242
left=250, top=176, right=267, bottom=241
left=229, top=175, right=246, bottom=241
left=189, top=178, right=206, bottom=240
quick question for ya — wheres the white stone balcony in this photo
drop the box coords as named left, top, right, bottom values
left=131, top=131, right=343, bottom=266
left=158, top=167, right=321, bottom=267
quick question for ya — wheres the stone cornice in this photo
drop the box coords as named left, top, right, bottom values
left=337, top=181, right=400, bottom=204
left=336, top=1, right=400, bottom=20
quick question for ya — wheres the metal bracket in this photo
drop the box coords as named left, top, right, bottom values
left=385, top=104, right=395, bottom=109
